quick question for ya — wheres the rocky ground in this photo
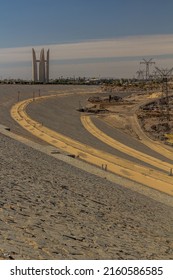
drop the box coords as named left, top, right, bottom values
left=0, top=132, right=173, bottom=260
left=137, top=94, right=173, bottom=142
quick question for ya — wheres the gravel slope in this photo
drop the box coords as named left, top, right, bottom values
left=0, top=133, right=173, bottom=260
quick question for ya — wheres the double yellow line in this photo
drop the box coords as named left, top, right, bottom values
left=11, top=95, right=173, bottom=196
left=81, top=115, right=173, bottom=173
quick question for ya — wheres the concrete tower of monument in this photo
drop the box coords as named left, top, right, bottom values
left=32, top=48, right=50, bottom=83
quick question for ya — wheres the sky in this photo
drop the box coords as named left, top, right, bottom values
left=1, top=0, right=173, bottom=79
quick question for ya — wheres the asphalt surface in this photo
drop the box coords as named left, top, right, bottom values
left=26, top=92, right=173, bottom=172
left=1, top=84, right=173, bottom=170
left=0, top=84, right=97, bottom=144
left=92, top=117, right=173, bottom=164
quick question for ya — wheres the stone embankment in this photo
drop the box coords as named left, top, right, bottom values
left=0, top=132, right=173, bottom=260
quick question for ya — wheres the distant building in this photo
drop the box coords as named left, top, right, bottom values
left=32, top=48, right=49, bottom=83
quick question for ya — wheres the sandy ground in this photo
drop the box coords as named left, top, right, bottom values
left=0, top=133, right=173, bottom=260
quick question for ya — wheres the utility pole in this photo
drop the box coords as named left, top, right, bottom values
left=140, top=58, right=155, bottom=80
left=155, top=67, right=173, bottom=123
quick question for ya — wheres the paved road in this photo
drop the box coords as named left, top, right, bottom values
left=1, top=84, right=173, bottom=171
left=11, top=97, right=173, bottom=194
left=0, top=84, right=97, bottom=143
left=92, top=117, right=173, bottom=164
left=26, top=92, right=173, bottom=171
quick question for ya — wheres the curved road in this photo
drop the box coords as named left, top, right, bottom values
left=26, top=92, right=173, bottom=165
left=10, top=93, right=173, bottom=196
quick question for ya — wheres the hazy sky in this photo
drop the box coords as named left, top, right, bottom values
left=1, top=0, right=173, bottom=79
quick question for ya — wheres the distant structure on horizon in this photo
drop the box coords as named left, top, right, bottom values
left=32, top=48, right=49, bottom=83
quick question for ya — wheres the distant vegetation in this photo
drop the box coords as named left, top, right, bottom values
left=0, top=77, right=172, bottom=92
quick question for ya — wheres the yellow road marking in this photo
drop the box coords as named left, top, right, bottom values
left=165, top=133, right=173, bottom=144
left=130, top=115, right=173, bottom=161
left=81, top=115, right=173, bottom=173
left=10, top=96, right=173, bottom=196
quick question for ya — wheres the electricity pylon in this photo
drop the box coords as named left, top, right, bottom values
left=140, top=58, right=155, bottom=80
left=155, top=67, right=173, bottom=122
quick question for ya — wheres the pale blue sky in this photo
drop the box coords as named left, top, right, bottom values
left=1, top=0, right=173, bottom=79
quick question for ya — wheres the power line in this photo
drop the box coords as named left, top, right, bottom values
left=155, top=67, right=173, bottom=123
